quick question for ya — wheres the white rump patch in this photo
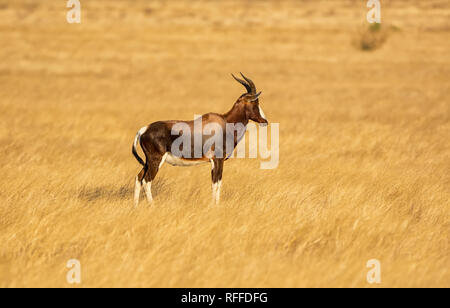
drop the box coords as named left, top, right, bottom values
left=134, top=126, right=148, bottom=148
left=138, top=126, right=148, bottom=135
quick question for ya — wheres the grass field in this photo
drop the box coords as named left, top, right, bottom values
left=0, top=0, right=449, bottom=287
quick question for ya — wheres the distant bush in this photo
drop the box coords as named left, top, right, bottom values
left=356, top=23, right=388, bottom=51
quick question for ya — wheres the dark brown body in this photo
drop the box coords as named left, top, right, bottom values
left=132, top=73, right=268, bottom=206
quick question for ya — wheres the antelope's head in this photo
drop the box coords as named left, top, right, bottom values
left=232, top=73, right=268, bottom=127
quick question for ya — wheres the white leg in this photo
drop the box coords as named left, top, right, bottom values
left=210, top=159, right=217, bottom=202
left=143, top=179, right=153, bottom=204
left=141, top=154, right=166, bottom=205
left=134, top=176, right=141, bottom=207
left=212, top=182, right=217, bottom=202
left=215, top=180, right=222, bottom=204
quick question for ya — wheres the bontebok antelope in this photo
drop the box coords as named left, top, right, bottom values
left=132, top=73, right=268, bottom=206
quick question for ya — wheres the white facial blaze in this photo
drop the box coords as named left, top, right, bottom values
left=259, top=106, right=267, bottom=120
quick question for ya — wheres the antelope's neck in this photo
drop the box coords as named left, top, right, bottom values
left=224, top=104, right=248, bottom=126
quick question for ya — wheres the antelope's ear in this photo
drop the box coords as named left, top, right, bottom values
left=249, top=91, right=262, bottom=102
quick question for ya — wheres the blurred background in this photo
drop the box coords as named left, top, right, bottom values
left=0, top=0, right=448, bottom=287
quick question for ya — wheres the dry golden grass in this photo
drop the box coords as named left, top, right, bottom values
left=0, top=0, right=449, bottom=287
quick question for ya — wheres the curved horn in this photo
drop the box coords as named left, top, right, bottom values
left=231, top=73, right=252, bottom=94
left=240, top=72, right=256, bottom=94
left=249, top=91, right=262, bottom=102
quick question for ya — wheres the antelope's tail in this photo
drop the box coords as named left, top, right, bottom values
left=132, top=126, right=147, bottom=166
